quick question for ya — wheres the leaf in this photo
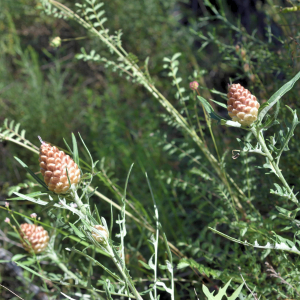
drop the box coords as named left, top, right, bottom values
left=69, top=223, right=85, bottom=239
left=78, top=132, right=93, bottom=169
left=155, top=281, right=172, bottom=294
left=177, top=258, right=221, bottom=278
left=148, top=253, right=155, bottom=270
left=227, top=282, right=245, bottom=300
left=60, top=292, right=76, bottom=300
left=275, top=206, right=300, bottom=219
left=67, top=248, right=123, bottom=282
left=202, top=279, right=232, bottom=300
left=258, top=70, right=300, bottom=122
left=171, top=52, right=181, bottom=61
left=209, top=98, right=227, bottom=108
left=209, top=227, right=300, bottom=255
left=177, top=261, right=190, bottom=269
left=276, top=106, right=300, bottom=161
left=103, top=280, right=114, bottom=300
left=197, top=96, right=222, bottom=121
left=11, top=192, right=57, bottom=207
left=93, top=3, right=104, bottom=11
left=63, top=138, right=73, bottom=155
left=260, top=101, right=280, bottom=130
left=11, top=254, right=27, bottom=262
left=14, top=157, right=49, bottom=190
left=162, top=232, right=172, bottom=264
left=15, top=262, right=52, bottom=281
left=270, top=183, right=296, bottom=202
left=138, top=260, right=152, bottom=270
left=8, top=191, right=47, bottom=200
left=72, top=133, right=79, bottom=167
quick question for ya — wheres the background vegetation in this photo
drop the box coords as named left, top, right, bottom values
left=1, top=0, right=300, bottom=299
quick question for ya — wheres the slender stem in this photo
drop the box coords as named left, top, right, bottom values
left=0, top=134, right=39, bottom=154
left=194, top=99, right=206, bottom=144
left=170, top=269, right=175, bottom=300
left=251, top=127, right=298, bottom=204
left=196, top=89, right=221, bottom=162
left=107, top=245, right=143, bottom=300
left=245, top=153, right=251, bottom=199
left=154, top=209, right=159, bottom=299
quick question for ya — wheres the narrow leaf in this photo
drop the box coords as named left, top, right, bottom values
left=258, top=70, right=300, bottom=122
left=14, top=157, right=49, bottom=190
left=72, top=133, right=79, bottom=167
left=197, top=96, right=222, bottom=121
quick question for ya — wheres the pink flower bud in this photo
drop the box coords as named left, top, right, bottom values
left=5, top=217, right=10, bottom=223
left=30, top=213, right=37, bottom=219
left=189, top=81, right=199, bottom=91
left=5, top=202, right=9, bottom=208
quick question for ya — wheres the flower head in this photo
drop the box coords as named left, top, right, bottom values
left=39, top=137, right=81, bottom=194
left=227, top=83, right=260, bottom=126
left=19, top=223, right=49, bottom=254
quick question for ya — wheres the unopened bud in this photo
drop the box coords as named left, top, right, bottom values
left=50, top=36, right=61, bottom=48
left=249, top=74, right=255, bottom=82
left=189, top=81, right=199, bottom=91
left=92, top=225, right=109, bottom=243
left=30, top=213, right=37, bottom=219
left=243, top=63, right=250, bottom=72
left=241, top=49, right=246, bottom=59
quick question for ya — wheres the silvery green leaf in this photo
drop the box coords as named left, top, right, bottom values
left=156, top=281, right=172, bottom=294
left=148, top=253, right=155, bottom=270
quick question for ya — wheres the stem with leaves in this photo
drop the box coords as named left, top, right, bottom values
left=44, top=0, right=246, bottom=217
left=251, top=127, right=298, bottom=204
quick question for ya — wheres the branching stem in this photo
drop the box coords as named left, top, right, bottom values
left=251, top=127, right=298, bottom=204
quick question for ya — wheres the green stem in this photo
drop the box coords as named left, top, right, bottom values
left=107, top=246, right=143, bottom=300
left=251, top=127, right=298, bottom=204
left=71, top=189, right=88, bottom=215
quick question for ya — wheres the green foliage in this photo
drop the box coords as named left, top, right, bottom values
left=1, top=0, right=300, bottom=299
left=202, top=279, right=244, bottom=300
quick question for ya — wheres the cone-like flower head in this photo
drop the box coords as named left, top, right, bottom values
left=92, top=225, right=109, bottom=243
left=39, top=139, right=80, bottom=194
left=19, top=223, right=49, bottom=254
left=227, top=83, right=260, bottom=126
